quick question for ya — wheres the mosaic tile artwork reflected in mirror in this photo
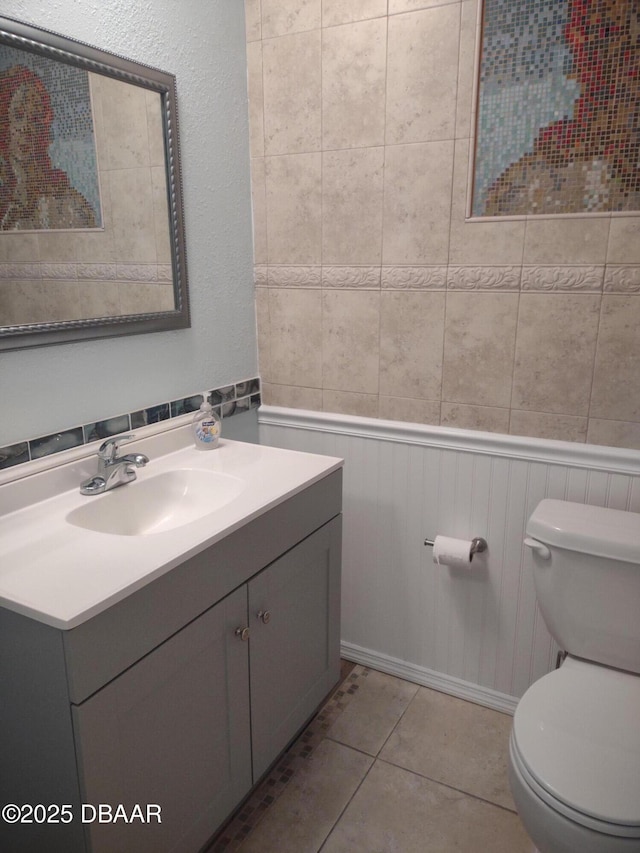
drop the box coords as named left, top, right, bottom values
left=0, top=16, right=189, bottom=350
left=471, top=0, right=640, bottom=217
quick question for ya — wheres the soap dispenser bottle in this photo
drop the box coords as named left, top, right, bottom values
left=192, top=400, right=221, bottom=450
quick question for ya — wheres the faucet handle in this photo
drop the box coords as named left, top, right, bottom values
left=98, top=434, right=136, bottom=462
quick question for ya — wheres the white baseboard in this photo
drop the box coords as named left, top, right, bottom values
left=341, top=641, right=519, bottom=716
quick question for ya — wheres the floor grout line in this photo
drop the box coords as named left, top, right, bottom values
left=207, top=662, right=368, bottom=852
left=207, top=663, right=522, bottom=852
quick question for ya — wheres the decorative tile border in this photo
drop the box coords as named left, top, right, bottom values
left=267, top=266, right=321, bottom=287
left=0, top=378, right=261, bottom=471
left=0, top=263, right=174, bottom=284
left=206, top=662, right=364, bottom=853
left=447, top=266, right=521, bottom=290
left=604, top=266, right=640, bottom=293
left=382, top=266, right=447, bottom=289
left=76, top=263, right=118, bottom=280
left=521, top=265, right=604, bottom=291
left=323, top=267, right=381, bottom=288
left=254, top=265, right=268, bottom=287
left=255, top=265, right=637, bottom=292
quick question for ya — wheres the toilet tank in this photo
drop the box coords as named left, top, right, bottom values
left=526, top=500, right=640, bottom=674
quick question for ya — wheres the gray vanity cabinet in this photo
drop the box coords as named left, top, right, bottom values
left=0, top=469, right=342, bottom=853
left=249, top=517, right=341, bottom=780
left=73, top=516, right=342, bottom=853
left=72, top=586, right=252, bottom=853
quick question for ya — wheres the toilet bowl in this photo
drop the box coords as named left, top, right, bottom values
left=509, top=657, right=640, bottom=853
left=509, top=500, right=640, bottom=853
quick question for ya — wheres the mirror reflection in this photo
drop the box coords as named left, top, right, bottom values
left=0, top=16, right=189, bottom=350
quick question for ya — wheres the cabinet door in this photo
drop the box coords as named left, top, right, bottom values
left=249, top=516, right=342, bottom=780
left=72, top=585, right=251, bottom=853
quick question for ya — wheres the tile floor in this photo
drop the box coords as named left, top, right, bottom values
left=209, top=664, right=536, bottom=852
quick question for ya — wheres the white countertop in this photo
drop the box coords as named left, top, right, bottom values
left=0, top=429, right=342, bottom=630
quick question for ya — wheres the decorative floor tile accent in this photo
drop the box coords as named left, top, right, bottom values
left=206, top=661, right=363, bottom=853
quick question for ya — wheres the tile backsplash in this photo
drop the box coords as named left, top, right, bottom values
left=0, top=379, right=261, bottom=471
left=246, top=0, right=640, bottom=450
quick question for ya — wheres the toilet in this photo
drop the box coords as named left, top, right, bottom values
left=509, top=499, right=640, bottom=853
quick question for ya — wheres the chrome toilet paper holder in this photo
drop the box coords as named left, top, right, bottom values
left=424, top=536, right=488, bottom=554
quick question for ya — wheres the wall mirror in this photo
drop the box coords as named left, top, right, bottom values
left=0, top=16, right=189, bottom=351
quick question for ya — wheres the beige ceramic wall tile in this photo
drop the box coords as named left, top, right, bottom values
left=322, top=389, right=379, bottom=417
left=118, top=282, right=174, bottom=315
left=34, top=232, right=77, bottom=263
left=380, top=687, right=515, bottom=809
left=261, top=0, right=321, bottom=38
left=263, top=31, right=321, bottom=155
left=455, top=0, right=479, bottom=138
left=512, top=294, right=601, bottom=416
left=151, top=166, right=172, bottom=265
left=607, top=217, right=640, bottom=264
left=383, top=141, right=454, bottom=265
left=509, top=410, right=588, bottom=443
left=255, top=287, right=271, bottom=378
left=77, top=281, right=120, bottom=319
left=145, top=91, right=166, bottom=168
left=3, top=280, right=74, bottom=324
left=523, top=217, right=610, bottom=265
left=322, top=290, right=380, bottom=393
left=251, top=158, right=268, bottom=264
left=590, top=295, right=640, bottom=422
left=442, top=292, right=518, bottom=408
left=244, top=0, right=262, bottom=41
left=261, top=382, right=324, bottom=409
left=322, top=760, right=532, bottom=853
left=440, top=402, right=510, bottom=433
left=237, top=740, right=372, bottom=853
left=322, top=148, right=385, bottom=264
left=97, top=76, right=150, bottom=170
left=449, top=139, right=526, bottom=265
left=390, top=0, right=461, bottom=12
left=379, top=291, right=445, bottom=399
left=2, top=233, right=40, bottom=263
left=267, top=288, right=323, bottom=386
left=587, top=418, right=640, bottom=450
left=378, top=396, right=441, bottom=424
left=322, top=18, right=387, bottom=149
left=246, top=41, right=265, bottom=159
left=108, top=169, right=157, bottom=264
left=322, top=0, right=388, bottom=26
left=386, top=5, right=460, bottom=145
left=265, top=153, right=322, bottom=264
left=73, top=179, right=116, bottom=263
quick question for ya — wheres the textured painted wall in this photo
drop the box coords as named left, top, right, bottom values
left=0, top=1, right=256, bottom=445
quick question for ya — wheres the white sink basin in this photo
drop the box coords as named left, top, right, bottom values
left=66, top=468, right=245, bottom=536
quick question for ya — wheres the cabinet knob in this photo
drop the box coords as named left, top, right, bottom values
left=257, top=610, right=271, bottom=624
left=235, top=626, right=250, bottom=641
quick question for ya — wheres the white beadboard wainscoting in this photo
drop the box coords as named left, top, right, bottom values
left=259, top=406, right=640, bottom=714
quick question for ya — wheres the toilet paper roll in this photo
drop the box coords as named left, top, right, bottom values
left=432, top=535, right=474, bottom=568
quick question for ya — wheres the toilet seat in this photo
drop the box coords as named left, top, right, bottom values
left=512, top=656, right=640, bottom=838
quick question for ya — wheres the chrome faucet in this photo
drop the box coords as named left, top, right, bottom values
left=80, top=435, right=149, bottom=496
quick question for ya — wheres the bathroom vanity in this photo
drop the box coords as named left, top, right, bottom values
left=0, top=430, right=343, bottom=853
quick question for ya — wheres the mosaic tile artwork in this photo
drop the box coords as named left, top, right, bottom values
left=0, top=44, right=102, bottom=230
left=472, top=0, right=640, bottom=217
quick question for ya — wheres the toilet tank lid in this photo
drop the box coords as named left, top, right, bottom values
left=527, top=500, right=640, bottom=564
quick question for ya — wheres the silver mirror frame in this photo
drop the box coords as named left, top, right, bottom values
left=0, top=16, right=190, bottom=351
